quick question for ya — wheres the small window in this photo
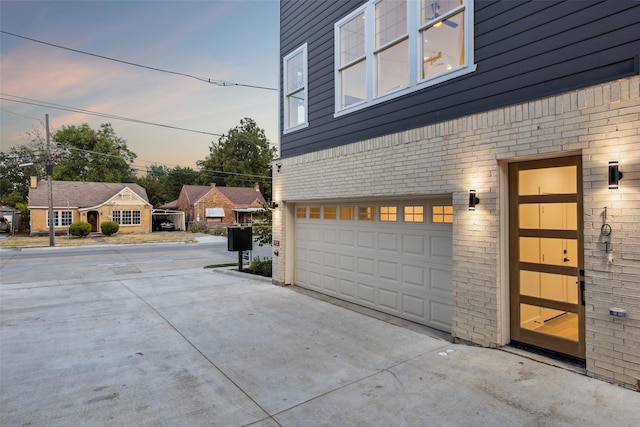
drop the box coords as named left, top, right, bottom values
left=358, top=206, right=374, bottom=221
left=380, top=206, right=397, bottom=221
left=324, top=207, right=337, bottom=219
left=340, top=206, right=354, bottom=220
left=309, top=207, right=321, bottom=219
left=404, top=205, right=424, bottom=222
left=283, top=44, right=308, bottom=132
left=296, top=207, right=307, bottom=218
left=432, top=205, right=453, bottom=223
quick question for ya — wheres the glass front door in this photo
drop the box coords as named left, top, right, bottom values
left=509, top=156, right=585, bottom=359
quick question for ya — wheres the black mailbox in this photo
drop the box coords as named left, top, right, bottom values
left=227, top=226, right=253, bottom=252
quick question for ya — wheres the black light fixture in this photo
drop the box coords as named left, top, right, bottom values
left=468, top=190, right=480, bottom=211
left=270, top=201, right=279, bottom=209
left=608, top=161, right=623, bottom=189
left=276, top=163, right=282, bottom=173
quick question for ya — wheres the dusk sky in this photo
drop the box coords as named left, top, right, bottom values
left=0, top=0, right=280, bottom=172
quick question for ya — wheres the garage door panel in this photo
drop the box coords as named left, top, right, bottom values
left=403, top=294, right=425, bottom=319
left=403, top=234, right=425, bottom=256
left=323, top=228, right=338, bottom=243
left=323, top=252, right=337, bottom=269
left=379, top=260, right=398, bottom=281
left=295, top=200, right=453, bottom=332
left=357, top=231, right=375, bottom=249
left=430, top=234, right=453, bottom=260
left=339, top=254, right=356, bottom=272
left=339, top=229, right=356, bottom=246
left=379, top=232, right=398, bottom=252
left=402, top=264, right=426, bottom=288
left=378, top=288, right=399, bottom=311
left=357, top=257, right=376, bottom=277
left=430, top=299, right=453, bottom=331
left=357, top=283, right=376, bottom=305
left=308, top=248, right=323, bottom=265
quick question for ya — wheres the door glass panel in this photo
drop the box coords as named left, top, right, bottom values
left=520, top=271, right=578, bottom=304
left=519, top=166, right=576, bottom=195
left=520, top=303, right=578, bottom=342
left=519, top=203, right=577, bottom=230
left=520, top=237, right=577, bottom=267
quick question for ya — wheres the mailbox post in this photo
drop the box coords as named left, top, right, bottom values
left=227, top=226, right=253, bottom=271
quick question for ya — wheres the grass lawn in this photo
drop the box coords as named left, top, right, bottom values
left=0, top=232, right=198, bottom=248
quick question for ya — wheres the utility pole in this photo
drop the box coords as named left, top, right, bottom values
left=46, top=114, right=55, bottom=247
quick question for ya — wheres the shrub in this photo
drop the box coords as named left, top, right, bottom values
left=190, top=222, right=208, bottom=233
left=69, top=221, right=91, bottom=237
left=247, top=257, right=272, bottom=277
left=101, top=220, right=120, bottom=236
left=212, top=225, right=227, bottom=237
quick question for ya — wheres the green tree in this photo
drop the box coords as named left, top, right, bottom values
left=52, top=123, right=137, bottom=183
left=197, top=118, right=276, bottom=199
left=136, top=164, right=198, bottom=207
left=0, top=126, right=48, bottom=203
left=252, top=204, right=273, bottom=246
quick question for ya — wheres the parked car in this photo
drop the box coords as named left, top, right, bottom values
left=153, top=219, right=175, bottom=231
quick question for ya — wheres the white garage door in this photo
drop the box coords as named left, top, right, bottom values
left=294, top=199, right=453, bottom=332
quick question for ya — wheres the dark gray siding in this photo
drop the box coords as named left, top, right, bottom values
left=280, top=0, right=640, bottom=158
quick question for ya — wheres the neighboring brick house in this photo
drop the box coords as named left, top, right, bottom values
left=176, top=183, right=266, bottom=227
left=28, top=178, right=152, bottom=235
left=274, top=1, right=640, bottom=390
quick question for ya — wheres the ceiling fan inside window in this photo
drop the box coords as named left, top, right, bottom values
left=430, top=1, right=459, bottom=28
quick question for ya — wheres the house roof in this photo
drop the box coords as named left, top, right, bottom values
left=158, top=199, right=179, bottom=210
left=28, top=180, right=150, bottom=208
left=185, top=185, right=266, bottom=207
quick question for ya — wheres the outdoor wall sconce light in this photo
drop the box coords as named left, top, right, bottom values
left=468, top=190, right=480, bottom=211
left=270, top=201, right=279, bottom=209
left=608, top=161, right=623, bottom=189
left=276, top=163, right=282, bottom=173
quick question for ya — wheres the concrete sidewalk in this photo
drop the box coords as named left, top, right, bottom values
left=1, top=268, right=638, bottom=426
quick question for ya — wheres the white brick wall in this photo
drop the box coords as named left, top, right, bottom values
left=273, top=76, right=640, bottom=389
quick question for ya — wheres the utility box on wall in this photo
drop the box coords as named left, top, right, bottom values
left=227, top=226, right=253, bottom=252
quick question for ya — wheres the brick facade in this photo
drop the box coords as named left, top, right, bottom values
left=272, top=76, right=640, bottom=389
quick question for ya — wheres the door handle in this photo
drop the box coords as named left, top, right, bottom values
left=579, top=280, right=585, bottom=306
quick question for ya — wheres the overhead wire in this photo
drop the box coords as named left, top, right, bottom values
left=0, top=30, right=278, bottom=91
left=0, top=93, right=223, bottom=137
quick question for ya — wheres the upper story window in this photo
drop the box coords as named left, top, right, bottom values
left=335, top=0, right=474, bottom=116
left=283, top=43, right=308, bottom=133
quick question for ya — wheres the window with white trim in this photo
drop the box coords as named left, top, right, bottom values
left=283, top=43, right=308, bottom=132
left=47, top=210, right=73, bottom=228
left=335, top=0, right=474, bottom=115
left=112, top=210, right=141, bottom=226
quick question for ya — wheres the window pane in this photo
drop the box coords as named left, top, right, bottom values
left=296, top=207, right=306, bottom=218
left=380, top=206, right=397, bottom=221
left=309, top=207, right=321, bottom=219
left=432, top=205, right=453, bottom=223
left=341, top=206, right=354, bottom=220
left=376, top=0, right=407, bottom=47
left=324, top=207, right=337, bottom=219
left=341, top=60, right=367, bottom=108
left=287, top=91, right=306, bottom=128
left=520, top=303, right=578, bottom=342
left=358, top=206, right=374, bottom=221
left=286, top=51, right=304, bottom=93
left=421, top=11, right=464, bottom=80
left=404, top=205, right=424, bottom=222
left=377, top=38, right=409, bottom=95
left=421, top=0, right=462, bottom=23
left=61, top=211, right=72, bottom=226
left=519, top=203, right=578, bottom=230
left=519, top=166, right=577, bottom=195
left=340, top=12, right=365, bottom=65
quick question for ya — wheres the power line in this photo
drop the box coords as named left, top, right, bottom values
left=0, top=107, right=43, bottom=121
left=1, top=30, right=278, bottom=92
left=0, top=93, right=223, bottom=137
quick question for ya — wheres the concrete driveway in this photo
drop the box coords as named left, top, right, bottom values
left=1, top=267, right=639, bottom=426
